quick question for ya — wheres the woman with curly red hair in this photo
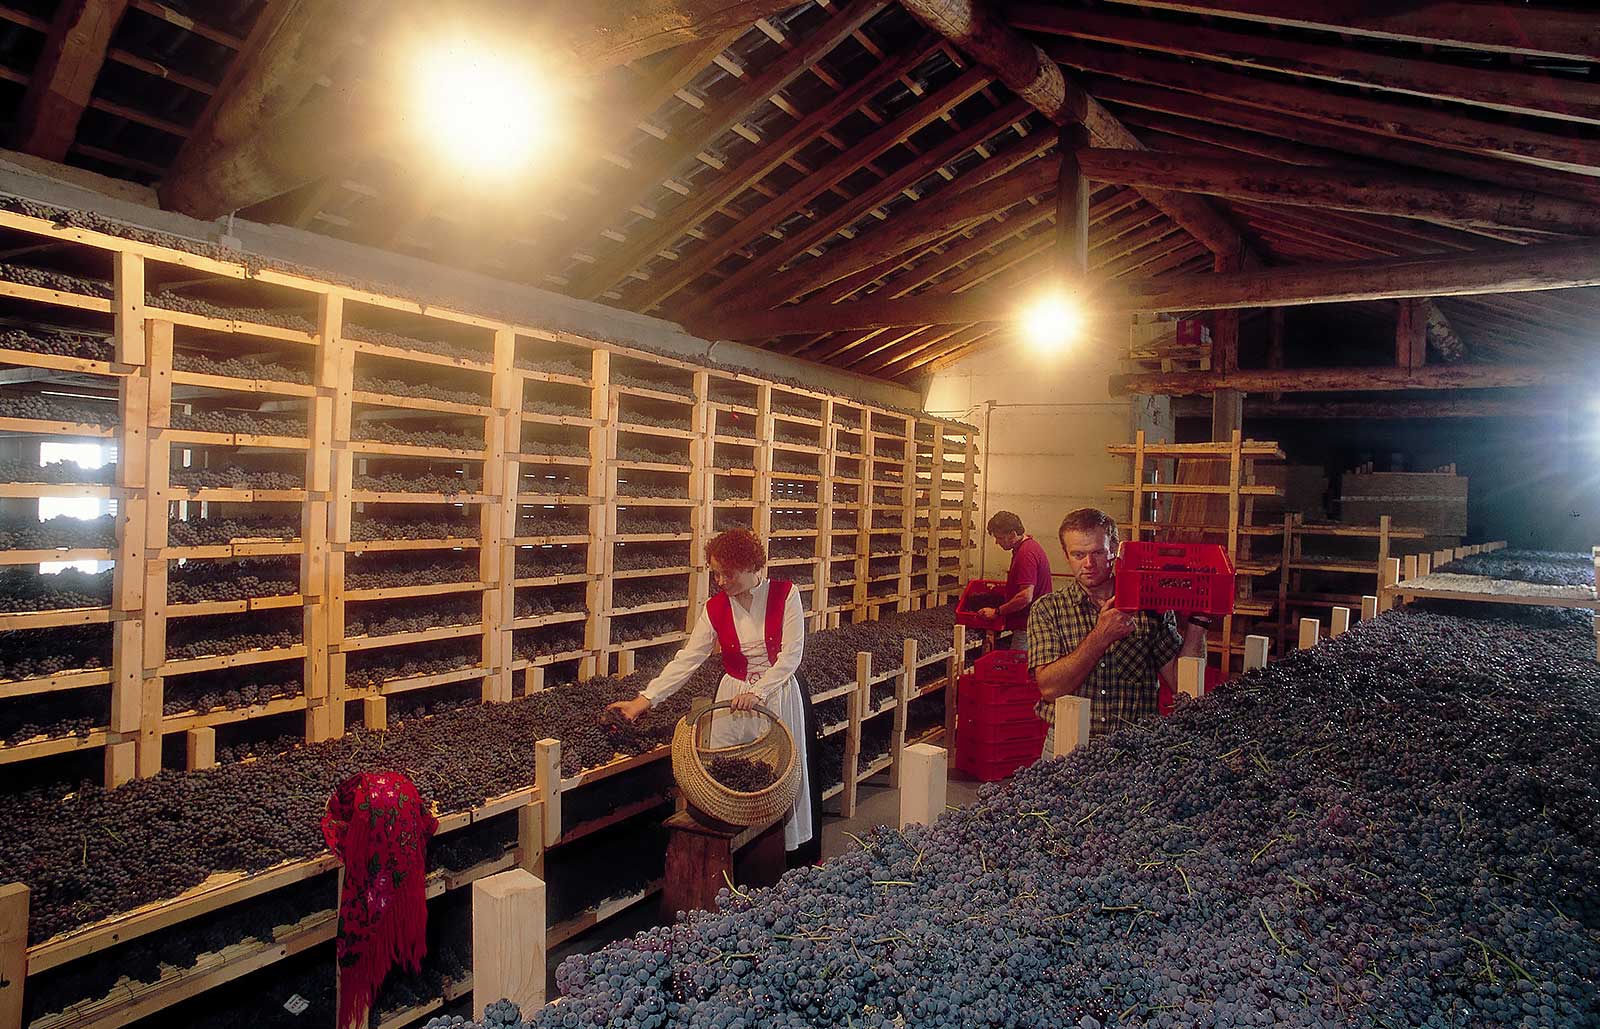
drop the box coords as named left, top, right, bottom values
left=607, top=529, right=817, bottom=861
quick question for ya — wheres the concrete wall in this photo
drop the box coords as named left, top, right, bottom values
left=921, top=333, right=1170, bottom=579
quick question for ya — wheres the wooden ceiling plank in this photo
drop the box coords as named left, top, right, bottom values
left=1011, top=4, right=1600, bottom=125
left=13, top=0, right=131, bottom=162
left=128, top=0, right=243, bottom=50
left=106, top=47, right=217, bottom=96
left=553, top=0, right=830, bottom=68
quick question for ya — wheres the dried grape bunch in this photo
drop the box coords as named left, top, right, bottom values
left=772, top=454, right=817, bottom=475
left=165, top=610, right=301, bottom=660
left=868, top=557, right=901, bottom=578
left=516, top=584, right=587, bottom=617
left=168, top=558, right=299, bottom=603
left=513, top=624, right=586, bottom=659
left=613, top=582, right=687, bottom=609
left=171, top=350, right=311, bottom=384
left=831, top=539, right=857, bottom=556
left=866, top=580, right=898, bottom=597
left=963, top=590, right=1005, bottom=609
left=706, top=756, right=777, bottom=793
left=516, top=509, right=588, bottom=536
left=617, top=444, right=688, bottom=467
left=346, top=595, right=481, bottom=638
left=617, top=480, right=689, bottom=500
left=353, top=469, right=482, bottom=494
left=0, top=328, right=112, bottom=361
left=346, top=554, right=478, bottom=590
left=0, top=689, right=105, bottom=746
left=835, top=438, right=862, bottom=455
left=874, top=513, right=904, bottom=529
left=162, top=666, right=302, bottom=715
left=769, top=538, right=812, bottom=560
left=520, top=435, right=588, bottom=458
left=715, top=417, right=756, bottom=439
left=169, top=465, right=303, bottom=490
left=771, top=399, right=818, bottom=419
left=344, top=324, right=490, bottom=363
left=713, top=481, right=750, bottom=501
left=515, top=355, right=588, bottom=378
left=171, top=409, right=306, bottom=437
left=0, top=395, right=118, bottom=426
left=519, top=473, right=588, bottom=497
left=0, top=459, right=115, bottom=485
left=713, top=512, right=751, bottom=532
left=0, top=514, right=116, bottom=550
left=873, top=486, right=903, bottom=505
left=351, top=421, right=481, bottom=451
left=617, top=409, right=690, bottom=431
left=616, top=513, right=687, bottom=536
left=1435, top=548, right=1595, bottom=588
left=774, top=425, right=819, bottom=447
left=523, top=397, right=589, bottom=418
left=147, top=292, right=315, bottom=332
left=344, top=639, right=481, bottom=688
left=833, top=408, right=862, bottom=428
left=167, top=514, right=297, bottom=546
left=0, top=567, right=112, bottom=612
left=712, top=450, right=755, bottom=470
left=351, top=514, right=475, bottom=542
left=612, top=371, right=692, bottom=397
left=611, top=612, right=682, bottom=642
left=0, top=624, right=110, bottom=680
left=770, top=567, right=813, bottom=587
left=514, top=548, right=587, bottom=578
left=771, top=511, right=817, bottom=530
left=0, top=262, right=113, bottom=297
left=352, top=373, right=485, bottom=407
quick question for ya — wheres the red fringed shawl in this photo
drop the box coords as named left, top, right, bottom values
left=322, top=770, right=438, bottom=1029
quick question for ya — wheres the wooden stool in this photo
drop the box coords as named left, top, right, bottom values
left=662, top=809, right=785, bottom=918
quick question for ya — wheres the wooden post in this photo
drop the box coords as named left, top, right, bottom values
left=889, top=638, right=916, bottom=788
left=945, top=624, right=964, bottom=747
left=1330, top=607, right=1351, bottom=638
left=0, top=883, right=26, bottom=1029
left=1242, top=634, right=1269, bottom=672
left=518, top=799, right=546, bottom=878
left=1361, top=595, right=1378, bottom=621
left=1378, top=557, right=1400, bottom=612
left=534, top=739, right=562, bottom=846
left=1418, top=553, right=1433, bottom=577
left=472, top=869, right=547, bottom=1019
left=1175, top=655, right=1204, bottom=700
left=362, top=695, right=387, bottom=731
left=525, top=665, right=546, bottom=696
left=1297, top=617, right=1320, bottom=650
left=897, top=743, right=947, bottom=830
left=1051, top=695, right=1091, bottom=757
left=841, top=652, right=870, bottom=817
left=1403, top=554, right=1418, bottom=581
left=185, top=727, right=216, bottom=771
left=615, top=649, right=637, bottom=677
left=104, top=739, right=135, bottom=788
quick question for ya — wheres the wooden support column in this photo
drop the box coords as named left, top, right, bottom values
left=534, top=739, right=562, bottom=846
left=945, top=624, right=964, bottom=745
left=889, top=638, right=916, bottom=788
left=0, top=882, right=26, bottom=1029
left=483, top=329, right=516, bottom=703
left=897, top=743, right=947, bottom=829
left=1056, top=121, right=1090, bottom=274
left=1051, top=695, right=1092, bottom=757
left=1210, top=249, right=1243, bottom=443
left=472, top=869, right=547, bottom=1019
left=585, top=350, right=613, bottom=678
left=1396, top=298, right=1428, bottom=371
left=185, top=727, right=215, bottom=771
left=841, top=653, right=869, bottom=817
left=518, top=798, right=546, bottom=878
left=307, top=294, right=343, bottom=741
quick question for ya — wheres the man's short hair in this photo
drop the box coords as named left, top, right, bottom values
left=1058, top=507, right=1119, bottom=549
left=986, top=510, right=1024, bottom=536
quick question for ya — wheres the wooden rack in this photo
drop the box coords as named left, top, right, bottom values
left=1273, top=513, right=1430, bottom=648
left=0, top=206, right=980, bottom=790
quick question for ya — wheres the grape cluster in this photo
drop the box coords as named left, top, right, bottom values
left=353, top=372, right=485, bottom=407
left=522, top=398, right=589, bottom=419
left=868, top=557, right=902, bottom=579
left=520, top=435, right=588, bottom=458
left=833, top=409, right=862, bottom=428
left=147, top=292, right=315, bottom=332
left=513, top=624, right=585, bottom=659
left=0, top=395, right=118, bottom=426
left=345, top=324, right=490, bottom=364
left=347, top=554, right=477, bottom=590
left=347, top=596, right=481, bottom=638
left=354, top=470, right=482, bottom=494
left=771, top=399, right=819, bottom=420
left=167, top=515, right=297, bottom=546
left=618, top=409, right=691, bottom=431
left=774, top=425, right=820, bottom=447
left=613, top=371, right=693, bottom=398
left=613, top=583, right=688, bottom=609
left=163, top=666, right=302, bottom=715
left=616, top=512, right=688, bottom=536
left=618, top=481, right=690, bottom=500
left=618, top=444, right=689, bottom=467
left=831, top=539, right=857, bottom=557
left=168, top=558, right=299, bottom=603
left=515, top=355, right=588, bottom=378
left=517, top=585, right=586, bottom=617
left=0, top=328, right=112, bottom=361
left=873, top=513, right=904, bottom=529
left=771, top=512, right=817, bottom=530
left=1435, top=549, right=1595, bottom=587
left=716, top=418, right=756, bottom=440
left=345, top=639, right=481, bottom=689
left=772, top=454, right=818, bottom=476
left=165, top=610, right=301, bottom=660
left=772, top=567, right=815, bottom=587
left=0, top=261, right=112, bottom=298
left=0, top=567, right=111, bottom=611
left=713, top=482, right=751, bottom=501
left=0, top=624, right=111, bottom=680
left=713, top=451, right=755, bottom=471
left=351, top=515, right=475, bottom=542
left=171, top=409, right=307, bottom=437
left=352, top=421, right=482, bottom=451
left=713, top=512, right=752, bottom=532
left=0, top=459, right=116, bottom=485
left=517, top=509, right=588, bottom=536
left=519, top=472, right=588, bottom=496
left=770, top=538, right=813, bottom=561
left=171, top=350, right=311, bottom=384
left=615, top=544, right=691, bottom=571
left=706, top=756, right=777, bottom=793
left=0, top=514, right=116, bottom=550
left=514, top=548, right=587, bottom=578
left=835, top=438, right=862, bottom=456
left=0, top=688, right=105, bottom=746
left=169, top=465, right=303, bottom=490
left=612, top=612, right=684, bottom=643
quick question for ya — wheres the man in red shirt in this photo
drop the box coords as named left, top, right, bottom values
left=978, top=511, right=1054, bottom=651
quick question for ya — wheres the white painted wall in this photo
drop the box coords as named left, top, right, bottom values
left=922, top=332, right=1170, bottom=580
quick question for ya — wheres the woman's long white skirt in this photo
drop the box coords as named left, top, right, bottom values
left=706, top=674, right=815, bottom=850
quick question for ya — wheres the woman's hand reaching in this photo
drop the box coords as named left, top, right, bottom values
left=605, top=696, right=652, bottom=722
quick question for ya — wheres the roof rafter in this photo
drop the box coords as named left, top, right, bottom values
left=12, top=0, right=130, bottom=162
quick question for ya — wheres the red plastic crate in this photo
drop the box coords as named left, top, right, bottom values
left=973, top=648, right=1030, bottom=685
left=960, top=714, right=1047, bottom=746
left=954, top=579, right=1008, bottom=631
left=957, top=670, right=1039, bottom=716
left=955, top=726, right=1046, bottom=782
left=1114, top=542, right=1235, bottom=615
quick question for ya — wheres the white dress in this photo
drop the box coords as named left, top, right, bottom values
left=641, top=579, right=814, bottom=850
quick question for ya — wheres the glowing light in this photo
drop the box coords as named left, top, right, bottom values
left=410, top=35, right=554, bottom=174
left=1020, top=290, right=1084, bottom=354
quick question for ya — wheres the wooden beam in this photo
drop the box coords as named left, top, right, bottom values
left=1111, top=364, right=1578, bottom=397
left=12, top=0, right=130, bottom=161
left=1056, top=123, right=1089, bottom=273
left=1072, top=148, right=1600, bottom=236
left=1011, top=4, right=1600, bottom=125
left=1094, top=0, right=1600, bottom=64
left=1044, top=40, right=1600, bottom=177
left=1247, top=397, right=1557, bottom=420
left=1116, top=239, right=1600, bottom=313
left=1395, top=298, right=1427, bottom=371
left=546, top=0, right=812, bottom=68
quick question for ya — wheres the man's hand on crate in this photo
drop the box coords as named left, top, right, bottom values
left=1092, top=597, right=1138, bottom=645
left=978, top=606, right=998, bottom=621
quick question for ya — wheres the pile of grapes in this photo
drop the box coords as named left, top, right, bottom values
left=772, top=399, right=819, bottom=420
left=616, top=512, right=688, bottom=536
left=770, top=538, right=814, bottom=560
left=772, top=511, right=818, bottom=530
left=706, top=756, right=777, bottom=792
left=0, top=395, right=118, bottom=426
left=618, top=409, right=691, bottom=431
left=0, top=688, right=104, bottom=746
left=353, top=373, right=485, bottom=407
left=716, top=419, right=756, bottom=439
left=0, top=458, right=116, bottom=485
left=351, top=515, right=475, bottom=542
left=713, top=451, right=755, bottom=471
left=517, top=510, right=588, bottom=536
left=0, top=567, right=111, bottom=611
left=167, top=515, right=297, bottom=546
left=345, top=324, right=491, bottom=364
left=0, top=328, right=112, bottom=361
left=713, top=512, right=752, bottom=532
left=617, top=444, right=689, bottom=467
left=613, top=582, right=688, bottom=609
left=347, top=595, right=482, bottom=638
left=163, top=666, right=302, bottom=715
left=354, top=469, right=482, bottom=494
left=519, top=473, right=588, bottom=497
left=772, top=454, right=818, bottom=476
left=515, top=355, right=588, bottom=378
left=346, top=554, right=476, bottom=591
left=774, top=425, right=820, bottom=447
left=146, top=292, right=315, bottom=332
left=517, top=585, right=587, bottom=618
left=713, top=481, right=751, bottom=501
left=772, top=567, right=815, bottom=587
left=514, top=548, right=587, bottom=578
left=0, top=514, right=116, bottom=550
left=520, top=435, right=588, bottom=458
left=345, top=639, right=481, bottom=690
left=168, top=558, right=299, bottom=603
left=165, top=610, right=301, bottom=660
left=615, top=544, right=691, bottom=572
left=0, top=624, right=110, bottom=680
left=523, top=397, right=589, bottom=419
left=539, top=605, right=1600, bottom=1028
left=1435, top=548, right=1595, bottom=588
left=169, top=465, right=303, bottom=490
left=618, top=480, right=690, bottom=500
left=612, top=611, right=685, bottom=643
left=0, top=261, right=112, bottom=297
left=613, top=371, right=693, bottom=398
left=171, top=410, right=307, bottom=437
left=352, top=421, right=482, bottom=451
left=171, top=351, right=310, bottom=384
left=513, top=624, right=585, bottom=660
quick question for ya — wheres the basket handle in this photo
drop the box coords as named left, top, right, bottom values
left=691, top=699, right=784, bottom=728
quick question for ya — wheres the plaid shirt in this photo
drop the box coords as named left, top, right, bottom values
left=1026, top=578, right=1182, bottom=736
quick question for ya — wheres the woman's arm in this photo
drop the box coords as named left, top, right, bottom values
left=638, top=606, right=717, bottom=706
left=745, top=587, right=806, bottom=706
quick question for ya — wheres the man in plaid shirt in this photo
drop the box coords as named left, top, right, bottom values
left=1028, top=507, right=1198, bottom=753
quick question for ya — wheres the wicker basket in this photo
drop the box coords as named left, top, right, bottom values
left=671, top=700, right=801, bottom=826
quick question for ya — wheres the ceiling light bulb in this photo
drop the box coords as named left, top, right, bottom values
left=1021, top=291, right=1083, bottom=354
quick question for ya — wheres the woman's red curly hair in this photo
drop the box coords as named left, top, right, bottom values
left=705, top=528, right=766, bottom=571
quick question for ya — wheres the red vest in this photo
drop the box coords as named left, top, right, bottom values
left=706, top=579, right=792, bottom=682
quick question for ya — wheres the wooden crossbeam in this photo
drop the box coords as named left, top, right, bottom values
left=549, top=0, right=819, bottom=67
left=12, top=0, right=130, bottom=161
left=1012, top=4, right=1600, bottom=125
left=1247, top=397, right=1557, bottom=420
left=1110, top=364, right=1577, bottom=397
left=1072, top=148, right=1600, bottom=236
